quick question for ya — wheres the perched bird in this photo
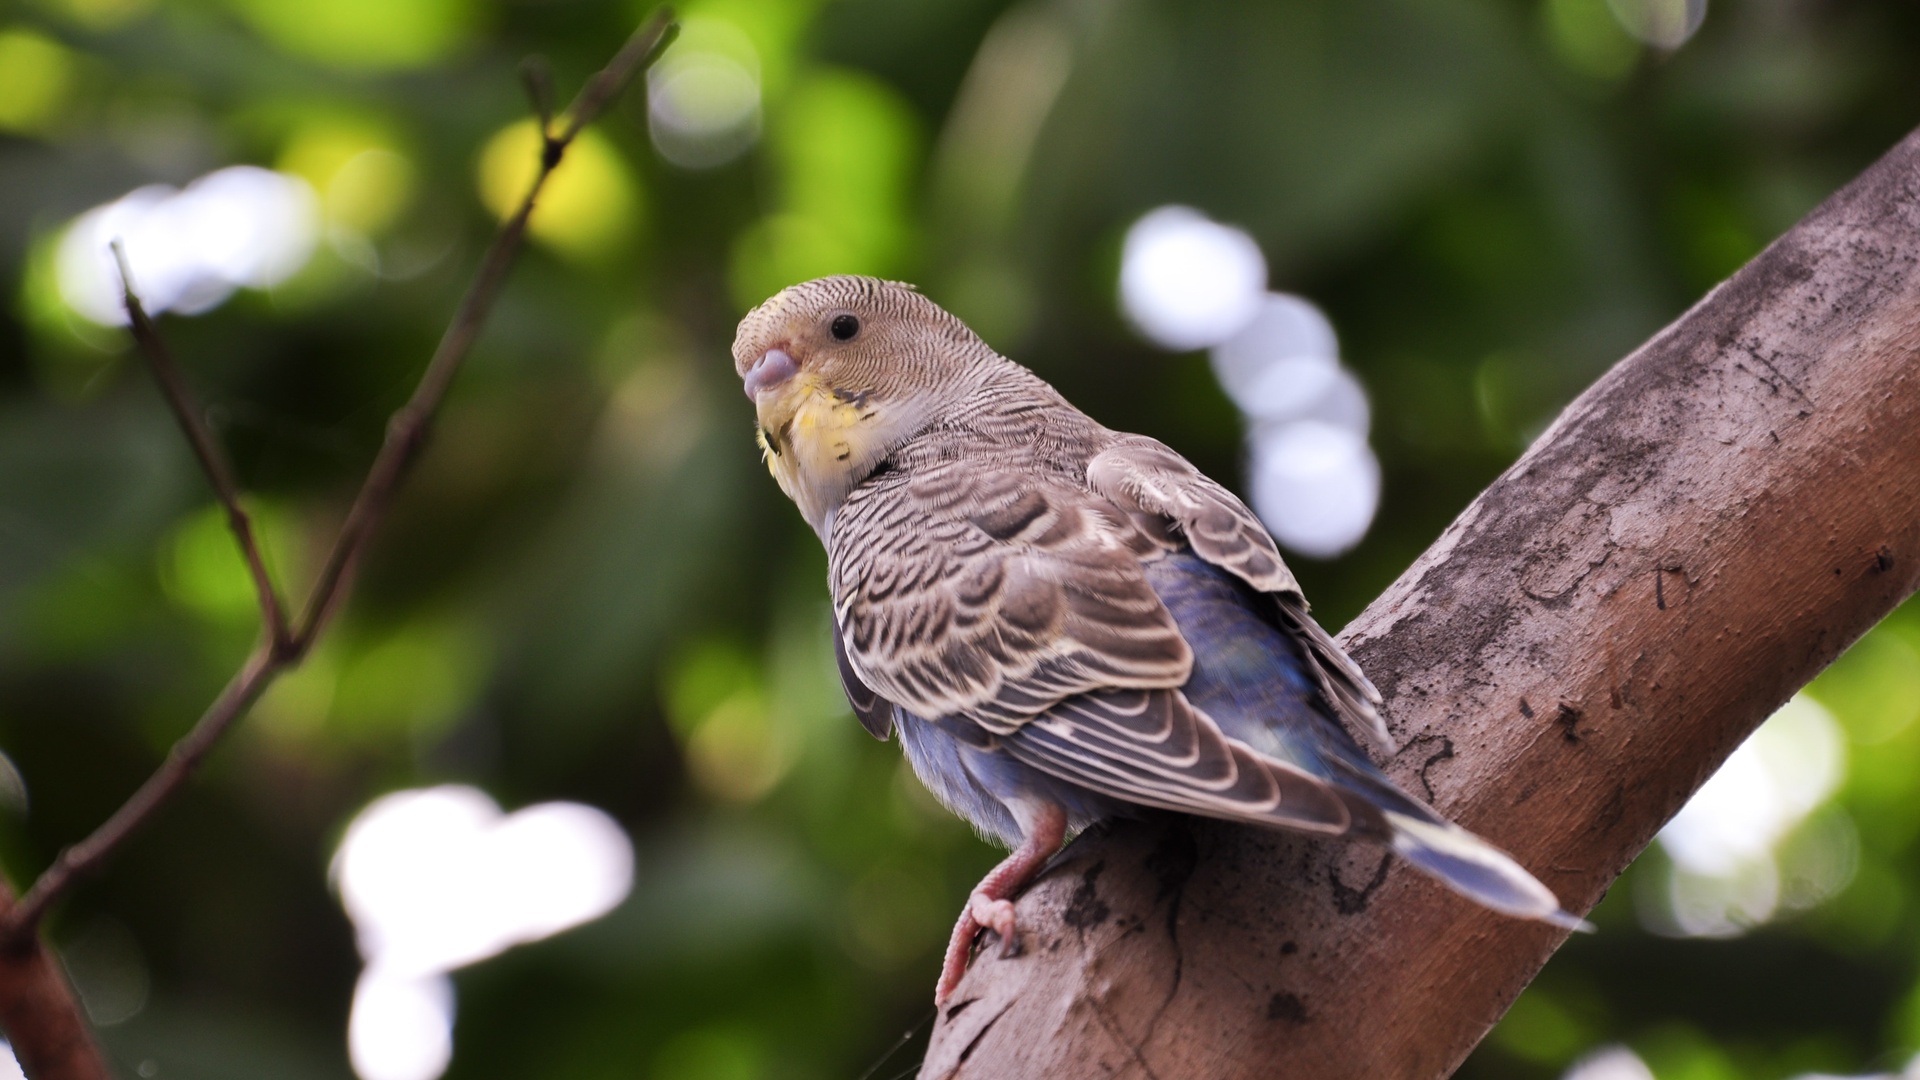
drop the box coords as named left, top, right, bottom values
left=733, top=275, right=1585, bottom=1003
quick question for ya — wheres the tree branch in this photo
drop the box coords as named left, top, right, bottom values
left=0, top=11, right=677, bottom=1073
left=6, top=647, right=281, bottom=941
left=924, top=127, right=1920, bottom=1078
left=289, top=9, right=677, bottom=653
left=112, top=241, right=290, bottom=653
left=0, top=885, right=104, bottom=1080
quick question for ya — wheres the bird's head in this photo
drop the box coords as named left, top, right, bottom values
left=732, top=275, right=990, bottom=533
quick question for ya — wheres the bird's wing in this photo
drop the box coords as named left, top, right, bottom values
left=999, top=687, right=1351, bottom=833
left=1086, top=434, right=1392, bottom=751
left=831, top=459, right=1193, bottom=733
left=833, top=622, right=895, bottom=740
left=1085, top=434, right=1299, bottom=593
left=835, top=454, right=1357, bottom=836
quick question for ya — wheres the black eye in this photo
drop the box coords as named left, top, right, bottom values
left=830, top=314, right=860, bottom=341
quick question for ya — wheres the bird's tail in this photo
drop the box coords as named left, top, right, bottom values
left=1383, top=811, right=1593, bottom=932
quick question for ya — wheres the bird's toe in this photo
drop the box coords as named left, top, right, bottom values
left=936, top=907, right=983, bottom=1004
left=968, top=892, right=1019, bottom=955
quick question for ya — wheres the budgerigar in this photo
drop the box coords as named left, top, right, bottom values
left=733, top=276, right=1584, bottom=1004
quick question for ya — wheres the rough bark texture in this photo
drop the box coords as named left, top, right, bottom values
left=923, top=130, right=1920, bottom=1079
left=0, top=887, right=107, bottom=1080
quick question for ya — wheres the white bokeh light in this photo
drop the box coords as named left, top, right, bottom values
left=336, top=787, right=633, bottom=976
left=1244, top=366, right=1370, bottom=437
left=56, top=166, right=319, bottom=326
left=647, top=19, right=762, bottom=169
left=1248, top=420, right=1381, bottom=559
left=1126, top=277, right=1385, bottom=560
left=1563, top=1045, right=1656, bottom=1080
left=1119, top=205, right=1267, bottom=351
left=349, top=970, right=454, bottom=1080
left=1210, top=293, right=1340, bottom=416
left=1659, top=856, right=1780, bottom=939
left=1648, top=695, right=1847, bottom=938
left=0, top=1040, right=23, bottom=1080
left=1607, top=0, right=1707, bottom=49
left=334, top=786, right=634, bottom=1080
left=1660, top=696, right=1843, bottom=876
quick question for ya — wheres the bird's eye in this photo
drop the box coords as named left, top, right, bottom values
left=830, top=314, right=861, bottom=341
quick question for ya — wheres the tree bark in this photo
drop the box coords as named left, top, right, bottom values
left=0, top=886, right=107, bottom=1080
left=923, top=129, right=1920, bottom=1078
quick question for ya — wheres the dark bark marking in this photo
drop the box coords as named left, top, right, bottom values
left=1086, top=994, right=1165, bottom=1080
left=1556, top=702, right=1582, bottom=743
left=1328, top=852, right=1393, bottom=915
left=1063, top=862, right=1111, bottom=931
left=1268, top=992, right=1310, bottom=1025
left=1416, top=738, right=1457, bottom=802
left=1743, top=347, right=1812, bottom=403
left=957, top=1009, right=1003, bottom=1066
left=1140, top=823, right=1200, bottom=1046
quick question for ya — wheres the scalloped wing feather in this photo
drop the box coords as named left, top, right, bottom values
left=1087, top=435, right=1393, bottom=752
left=834, top=622, right=895, bottom=740
left=831, top=461, right=1192, bottom=733
left=1002, top=687, right=1351, bottom=833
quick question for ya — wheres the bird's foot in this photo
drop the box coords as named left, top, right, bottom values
left=936, top=909, right=980, bottom=1005
left=968, top=891, right=1021, bottom=957
left=934, top=889, right=1028, bottom=1004
left=931, top=800, right=1068, bottom=1005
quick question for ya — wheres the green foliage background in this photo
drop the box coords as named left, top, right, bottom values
left=0, top=0, right=1918, bottom=1076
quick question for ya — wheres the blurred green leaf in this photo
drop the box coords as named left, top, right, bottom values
left=223, top=0, right=478, bottom=70
left=0, top=27, right=79, bottom=135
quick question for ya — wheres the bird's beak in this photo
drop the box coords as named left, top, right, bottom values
left=743, top=348, right=799, bottom=402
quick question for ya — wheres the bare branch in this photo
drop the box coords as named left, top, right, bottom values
left=2, top=645, right=282, bottom=937
left=520, top=55, right=557, bottom=130
left=0, top=8, right=678, bottom=952
left=112, top=242, right=290, bottom=653
left=291, top=4, right=677, bottom=653
left=556, top=11, right=679, bottom=144
left=0, top=885, right=107, bottom=1080
left=0, top=15, right=674, bottom=1073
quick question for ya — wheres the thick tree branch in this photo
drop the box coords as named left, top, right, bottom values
left=0, top=12, right=676, bottom=1075
left=0, top=886, right=103, bottom=1080
left=925, top=128, right=1920, bottom=1078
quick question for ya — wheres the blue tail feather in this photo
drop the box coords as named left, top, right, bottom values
left=1144, top=550, right=1587, bottom=931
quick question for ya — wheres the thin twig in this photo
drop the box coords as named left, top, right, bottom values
left=0, top=7, right=678, bottom=944
left=520, top=56, right=557, bottom=130
left=557, top=14, right=680, bottom=144
left=292, top=6, right=677, bottom=654
left=3, top=646, right=282, bottom=935
left=113, top=242, right=290, bottom=653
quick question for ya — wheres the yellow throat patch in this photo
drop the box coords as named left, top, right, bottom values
left=755, top=373, right=876, bottom=520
